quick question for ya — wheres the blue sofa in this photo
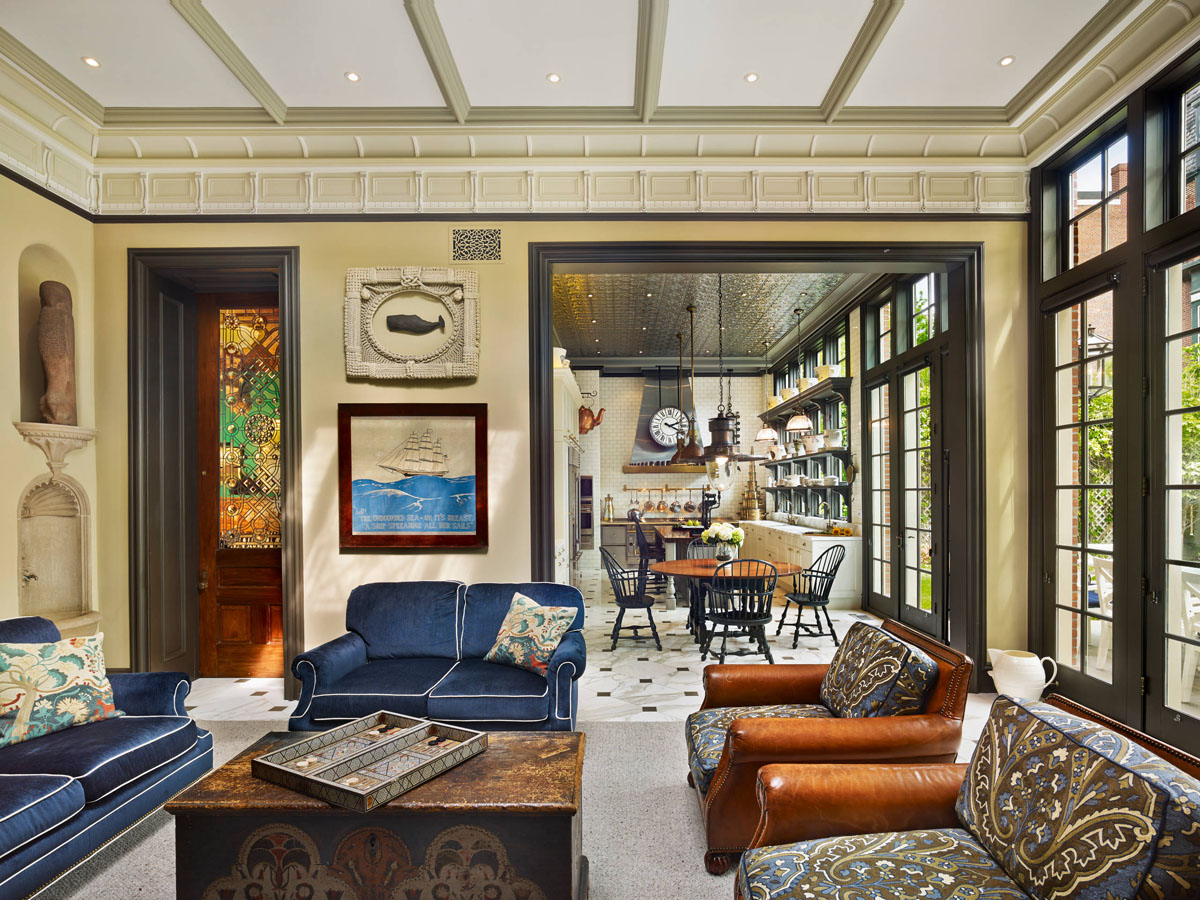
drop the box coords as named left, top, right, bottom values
left=0, top=616, right=213, bottom=900
left=291, top=581, right=586, bottom=732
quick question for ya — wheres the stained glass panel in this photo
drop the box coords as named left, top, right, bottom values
left=219, top=308, right=281, bottom=549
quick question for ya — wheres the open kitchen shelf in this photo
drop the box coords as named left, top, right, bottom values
left=761, top=448, right=852, bottom=468
left=758, top=377, right=852, bottom=423
left=765, top=484, right=852, bottom=495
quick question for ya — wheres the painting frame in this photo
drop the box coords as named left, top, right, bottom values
left=337, top=403, right=488, bottom=550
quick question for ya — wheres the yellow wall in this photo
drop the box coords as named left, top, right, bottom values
left=84, top=215, right=1027, bottom=666
left=0, top=178, right=97, bottom=626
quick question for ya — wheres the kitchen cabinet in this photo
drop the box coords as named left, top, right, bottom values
left=738, top=520, right=862, bottom=608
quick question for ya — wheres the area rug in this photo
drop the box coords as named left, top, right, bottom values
left=43, top=719, right=730, bottom=900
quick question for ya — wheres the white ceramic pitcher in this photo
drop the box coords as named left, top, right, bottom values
left=988, top=648, right=1057, bottom=700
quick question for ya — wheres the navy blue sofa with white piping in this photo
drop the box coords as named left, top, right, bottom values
left=290, top=581, right=586, bottom=732
left=0, top=616, right=213, bottom=900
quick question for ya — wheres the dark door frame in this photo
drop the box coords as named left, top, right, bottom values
left=528, top=240, right=988, bottom=677
left=128, top=247, right=303, bottom=695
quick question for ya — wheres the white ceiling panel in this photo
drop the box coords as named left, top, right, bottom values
left=436, top=0, right=638, bottom=107
left=658, top=0, right=874, bottom=107
left=849, top=0, right=1107, bottom=107
left=205, top=0, right=445, bottom=107
left=0, top=0, right=258, bottom=107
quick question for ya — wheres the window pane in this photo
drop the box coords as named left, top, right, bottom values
left=1084, top=614, right=1114, bottom=683
left=878, top=302, right=892, bottom=364
left=1164, top=564, right=1200, bottom=719
left=1088, top=488, right=1115, bottom=544
left=1184, top=148, right=1200, bottom=215
left=1057, top=607, right=1083, bottom=671
left=1105, top=195, right=1126, bottom=251
left=1165, top=256, right=1200, bottom=338
left=1167, top=489, right=1200, bottom=563
left=1085, top=358, right=1114, bottom=421
left=1086, top=424, right=1114, bottom=485
left=1069, top=205, right=1104, bottom=268
left=1057, top=488, right=1082, bottom=546
left=1055, top=427, right=1082, bottom=484
left=1166, top=411, right=1200, bottom=485
left=1057, top=548, right=1082, bottom=609
left=1084, top=291, right=1114, bottom=352
left=1166, top=333, right=1200, bottom=412
left=1084, top=552, right=1115, bottom=684
left=1183, top=81, right=1200, bottom=152
left=1105, top=136, right=1128, bottom=193
left=1055, top=304, right=1083, bottom=365
left=1069, top=152, right=1103, bottom=213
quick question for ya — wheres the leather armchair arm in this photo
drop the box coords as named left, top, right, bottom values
left=701, top=664, right=827, bottom=710
left=109, top=671, right=191, bottom=717
left=750, top=763, right=968, bottom=849
left=729, top=713, right=964, bottom=763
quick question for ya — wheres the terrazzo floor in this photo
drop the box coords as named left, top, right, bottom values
left=184, top=554, right=995, bottom=758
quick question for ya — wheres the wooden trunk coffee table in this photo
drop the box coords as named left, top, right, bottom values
left=167, top=731, right=587, bottom=900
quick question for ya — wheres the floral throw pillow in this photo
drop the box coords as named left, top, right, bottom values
left=0, top=634, right=123, bottom=749
left=485, top=593, right=577, bottom=675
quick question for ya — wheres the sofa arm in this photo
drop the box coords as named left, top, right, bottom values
left=291, top=633, right=368, bottom=722
left=729, top=713, right=964, bottom=764
left=109, top=671, right=191, bottom=717
left=547, top=630, right=586, bottom=727
left=701, top=664, right=827, bottom=710
left=749, top=763, right=968, bottom=849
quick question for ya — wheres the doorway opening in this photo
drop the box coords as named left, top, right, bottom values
left=127, top=248, right=302, bottom=691
left=529, top=242, right=987, bottom=674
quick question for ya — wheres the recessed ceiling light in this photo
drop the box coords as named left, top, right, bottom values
left=639, top=350, right=644, bottom=354
left=82, top=57, right=101, bottom=68
left=345, top=71, right=360, bottom=82
left=646, top=292, right=653, bottom=298
left=586, top=293, right=593, bottom=298
left=546, top=73, right=561, bottom=83
left=998, top=56, right=1014, bottom=67
left=744, top=72, right=758, bottom=83
left=594, top=338, right=600, bottom=342
left=641, top=326, right=647, bottom=330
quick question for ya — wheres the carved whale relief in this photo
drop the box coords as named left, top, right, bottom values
left=386, top=313, right=445, bottom=335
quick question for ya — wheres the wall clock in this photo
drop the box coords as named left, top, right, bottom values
left=344, top=266, right=479, bottom=380
left=649, top=406, right=688, bottom=447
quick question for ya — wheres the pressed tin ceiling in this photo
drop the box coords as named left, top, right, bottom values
left=552, top=272, right=849, bottom=361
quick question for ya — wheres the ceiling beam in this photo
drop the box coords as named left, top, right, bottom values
left=820, top=0, right=904, bottom=123
left=1005, top=0, right=1142, bottom=124
left=405, top=0, right=470, bottom=124
left=635, top=0, right=670, bottom=124
left=170, top=0, right=287, bottom=125
left=0, top=28, right=103, bottom=124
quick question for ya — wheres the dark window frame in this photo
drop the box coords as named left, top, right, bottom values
left=1055, top=124, right=1130, bottom=273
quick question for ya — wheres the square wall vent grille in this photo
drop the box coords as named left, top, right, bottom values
left=450, top=228, right=502, bottom=264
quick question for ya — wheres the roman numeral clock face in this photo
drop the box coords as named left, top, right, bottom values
left=649, top=407, right=687, bottom=447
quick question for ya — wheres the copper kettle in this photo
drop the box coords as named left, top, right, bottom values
left=579, top=405, right=605, bottom=435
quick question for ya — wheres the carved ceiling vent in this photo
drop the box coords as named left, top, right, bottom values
left=450, top=228, right=502, bottom=264
left=20, top=479, right=82, bottom=518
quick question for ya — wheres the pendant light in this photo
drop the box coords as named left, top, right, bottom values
left=785, top=306, right=813, bottom=433
left=755, top=339, right=779, bottom=443
left=674, top=304, right=706, bottom=463
left=704, top=274, right=739, bottom=493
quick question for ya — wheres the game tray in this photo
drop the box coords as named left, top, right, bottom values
left=251, top=711, right=488, bottom=812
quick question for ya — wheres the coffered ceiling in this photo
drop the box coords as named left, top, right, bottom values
left=551, top=271, right=850, bottom=362
left=0, top=0, right=1197, bottom=216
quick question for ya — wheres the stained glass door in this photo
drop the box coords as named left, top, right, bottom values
left=197, top=295, right=284, bottom=677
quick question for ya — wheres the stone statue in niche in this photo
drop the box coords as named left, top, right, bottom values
left=37, top=281, right=76, bottom=426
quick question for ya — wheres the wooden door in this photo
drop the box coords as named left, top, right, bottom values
left=139, top=272, right=200, bottom=675
left=196, top=293, right=284, bottom=677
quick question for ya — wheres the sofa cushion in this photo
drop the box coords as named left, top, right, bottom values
left=0, top=715, right=198, bottom=804
left=957, top=696, right=1171, bottom=900
left=818, top=622, right=938, bottom=718
left=685, top=703, right=834, bottom=795
left=0, top=635, right=123, bottom=749
left=307, top=658, right=456, bottom=722
left=0, top=617, right=60, bottom=644
left=346, top=581, right=462, bottom=660
left=484, top=593, right=576, bottom=674
left=461, top=583, right=583, bottom=659
left=0, top=773, right=85, bottom=860
left=427, top=659, right=550, bottom=724
left=737, top=828, right=1028, bottom=900
left=1026, top=701, right=1200, bottom=900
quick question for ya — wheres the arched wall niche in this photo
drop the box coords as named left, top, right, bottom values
left=18, top=244, right=77, bottom=423
left=17, top=473, right=99, bottom=637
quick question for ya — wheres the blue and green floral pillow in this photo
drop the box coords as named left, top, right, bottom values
left=485, top=593, right=576, bottom=675
left=0, top=635, right=123, bottom=748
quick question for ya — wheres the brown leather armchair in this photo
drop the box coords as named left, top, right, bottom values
left=735, top=695, right=1200, bottom=900
left=689, top=619, right=972, bottom=875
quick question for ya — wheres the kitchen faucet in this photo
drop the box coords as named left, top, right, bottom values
left=818, top=501, right=833, bottom=532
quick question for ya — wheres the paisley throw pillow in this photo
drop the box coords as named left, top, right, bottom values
left=485, top=593, right=576, bottom=675
left=0, top=634, right=123, bottom=748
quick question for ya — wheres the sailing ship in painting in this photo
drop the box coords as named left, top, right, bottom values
left=352, top=427, right=475, bottom=534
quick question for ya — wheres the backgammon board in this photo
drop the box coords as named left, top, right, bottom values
left=251, top=711, right=487, bottom=812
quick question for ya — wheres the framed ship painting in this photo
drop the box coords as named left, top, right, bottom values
left=337, top=403, right=488, bottom=549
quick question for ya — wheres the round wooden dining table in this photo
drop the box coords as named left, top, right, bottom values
left=648, top=558, right=806, bottom=641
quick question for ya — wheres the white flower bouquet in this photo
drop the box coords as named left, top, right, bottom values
left=701, top=523, right=744, bottom=559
